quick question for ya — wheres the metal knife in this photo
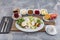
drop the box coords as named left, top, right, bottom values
left=4, top=19, right=9, bottom=32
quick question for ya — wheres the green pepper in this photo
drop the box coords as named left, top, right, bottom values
left=30, top=26, right=37, bottom=29
left=37, top=19, right=43, bottom=24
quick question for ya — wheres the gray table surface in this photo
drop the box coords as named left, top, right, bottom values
left=0, top=0, right=60, bottom=40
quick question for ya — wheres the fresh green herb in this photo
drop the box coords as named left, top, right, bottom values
left=16, top=18, right=25, bottom=24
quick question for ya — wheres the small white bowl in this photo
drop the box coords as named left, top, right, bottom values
left=40, top=9, right=48, bottom=15
left=33, top=9, right=40, bottom=15
left=27, top=9, right=33, bottom=15
left=20, top=9, right=27, bottom=15
left=43, top=17, right=50, bottom=21
left=45, top=25, right=57, bottom=35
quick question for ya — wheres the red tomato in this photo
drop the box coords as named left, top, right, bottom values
left=50, top=13, right=57, bottom=20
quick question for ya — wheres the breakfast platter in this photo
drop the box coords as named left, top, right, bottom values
left=10, top=8, right=57, bottom=32
left=11, top=16, right=55, bottom=32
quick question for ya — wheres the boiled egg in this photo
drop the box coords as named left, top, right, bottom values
left=21, top=21, right=27, bottom=26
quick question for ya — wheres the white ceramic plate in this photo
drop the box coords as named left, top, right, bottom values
left=15, top=17, right=44, bottom=32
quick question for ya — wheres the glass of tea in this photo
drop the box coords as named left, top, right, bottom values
left=13, top=11, right=19, bottom=18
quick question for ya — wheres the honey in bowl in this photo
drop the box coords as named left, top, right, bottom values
left=28, top=10, right=33, bottom=15
left=34, top=10, right=40, bottom=15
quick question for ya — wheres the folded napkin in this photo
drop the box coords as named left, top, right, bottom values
left=0, top=16, right=13, bottom=34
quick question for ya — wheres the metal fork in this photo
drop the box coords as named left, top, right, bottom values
left=1, top=18, right=7, bottom=32
left=4, top=18, right=9, bottom=32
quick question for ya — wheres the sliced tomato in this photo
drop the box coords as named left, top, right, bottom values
left=50, top=13, right=57, bottom=20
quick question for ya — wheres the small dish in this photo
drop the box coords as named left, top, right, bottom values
left=40, top=9, right=48, bottom=15
left=45, top=25, right=57, bottom=35
left=43, top=17, right=50, bottom=21
left=43, top=14, right=51, bottom=21
left=12, top=14, right=22, bottom=20
left=28, top=9, right=33, bottom=15
left=34, top=9, right=40, bottom=15
left=20, top=9, right=27, bottom=15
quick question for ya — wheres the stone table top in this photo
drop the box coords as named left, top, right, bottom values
left=0, top=0, right=60, bottom=40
